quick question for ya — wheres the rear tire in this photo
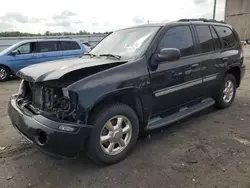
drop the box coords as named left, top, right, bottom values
left=0, top=66, right=10, bottom=82
left=215, top=74, right=236, bottom=109
left=86, top=103, right=139, bottom=165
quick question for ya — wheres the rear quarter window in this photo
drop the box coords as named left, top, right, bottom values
left=61, top=41, right=81, bottom=50
left=215, top=26, right=238, bottom=48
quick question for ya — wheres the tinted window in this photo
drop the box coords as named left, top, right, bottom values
left=195, top=25, right=214, bottom=53
left=12, top=42, right=36, bottom=55
left=158, top=26, right=194, bottom=57
left=210, top=26, right=221, bottom=50
left=37, top=42, right=58, bottom=52
left=215, top=26, right=237, bottom=48
left=61, top=41, right=80, bottom=50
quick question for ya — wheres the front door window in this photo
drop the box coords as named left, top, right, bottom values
left=12, top=43, right=36, bottom=55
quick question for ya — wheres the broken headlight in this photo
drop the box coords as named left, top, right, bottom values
left=17, top=79, right=24, bottom=95
left=42, top=87, right=79, bottom=123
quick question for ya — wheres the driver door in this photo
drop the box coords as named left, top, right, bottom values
left=150, top=26, right=203, bottom=116
left=6, top=42, right=40, bottom=72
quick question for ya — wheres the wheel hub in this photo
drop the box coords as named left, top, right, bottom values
left=100, top=115, right=132, bottom=155
left=112, top=129, right=123, bottom=142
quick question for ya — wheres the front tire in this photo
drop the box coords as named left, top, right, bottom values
left=0, top=66, right=10, bottom=81
left=87, top=103, right=139, bottom=165
left=215, top=74, right=236, bottom=109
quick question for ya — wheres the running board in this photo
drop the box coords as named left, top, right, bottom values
left=146, top=98, right=215, bottom=131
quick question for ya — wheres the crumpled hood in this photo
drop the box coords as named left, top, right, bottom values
left=17, top=57, right=124, bottom=82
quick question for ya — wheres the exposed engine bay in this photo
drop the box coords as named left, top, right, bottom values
left=17, top=80, right=80, bottom=123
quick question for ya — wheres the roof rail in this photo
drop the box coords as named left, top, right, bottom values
left=178, top=18, right=226, bottom=24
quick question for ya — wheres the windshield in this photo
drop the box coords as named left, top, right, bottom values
left=90, top=26, right=160, bottom=60
left=0, top=42, right=23, bottom=56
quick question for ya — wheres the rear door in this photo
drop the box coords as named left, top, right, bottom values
left=193, top=24, right=222, bottom=97
left=194, top=24, right=239, bottom=97
left=60, top=41, right=83, bottom=59
left=150, top=25, right=203, bottom=115
left=36, top=41, right=62, bottom=63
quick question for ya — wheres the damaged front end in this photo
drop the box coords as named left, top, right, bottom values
left=8, top=79, right=92, bottom=158
left=17, top=80, right=83, bottom=125
left=15, top=57, right=128, bottom=126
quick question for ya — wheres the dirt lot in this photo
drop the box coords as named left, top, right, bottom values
left=1, top=49, right=250, bottom=188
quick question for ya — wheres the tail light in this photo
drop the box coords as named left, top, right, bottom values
left=241, top=43, right=244, bottom=58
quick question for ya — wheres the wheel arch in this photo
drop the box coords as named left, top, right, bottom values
left=0, top=64, right=12, bottom=73
left=86, top=88, right=147, bottom=131
left=226, top=66, right=241, bottom=88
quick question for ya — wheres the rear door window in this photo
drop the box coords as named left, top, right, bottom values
left=195, top=25, right=214, bottom=53
left=158, top=26, right=194, bottom=57
left=210, top=26, right=221, bottom=50
left=37, top=41, right=58, bottom=52
left=215, top=26, right=237, bottom=48
left=60, top=41, right=81, bottom=51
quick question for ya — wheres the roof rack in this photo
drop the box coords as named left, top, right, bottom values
left=178, top=18, right=226, bottom=24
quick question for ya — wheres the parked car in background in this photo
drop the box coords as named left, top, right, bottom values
left=0, top=39, right=87, bottom=81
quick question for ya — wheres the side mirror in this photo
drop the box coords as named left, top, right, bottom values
left=152, top=48, right=181, bottom=66
left=9, top=51, right=17, bottom=56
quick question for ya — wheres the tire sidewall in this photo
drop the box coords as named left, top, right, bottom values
left=0, top=66, right=10, bottom=82
left=216, top=74, right=236, bottom=108
left=87, top=104, right=139, bottom=164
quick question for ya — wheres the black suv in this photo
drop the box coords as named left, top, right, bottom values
left=8, top=19, right=245, bottom=164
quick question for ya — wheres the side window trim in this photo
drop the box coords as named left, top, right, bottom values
left=194, top=24, right=215, bottom=54
left=212, top=25, right=224, bottom=50
left=208, top=26, right=216, bottom=50
left=57, top=41, right=63, bottom=51
left=157, top=25, right=195, bottom=58
left=189, top=24, right=200, bottom=55
left=210, top=25, right=223, bottom=50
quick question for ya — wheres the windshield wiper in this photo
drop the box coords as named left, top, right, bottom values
left=99, top=54, right=121, bottom=60
left=83, top=53, right=97, bottom=57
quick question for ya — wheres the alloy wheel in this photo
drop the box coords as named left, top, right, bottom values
left=100, top=115, right=132, bottom=155
left=223, top=80, right=234, bottom=103
left=0, top=68, right=7, bottom=80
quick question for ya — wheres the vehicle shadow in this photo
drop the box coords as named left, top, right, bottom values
left=2, top=106, right=219, bottom=187
left=0, top=76, right=20, bottom=83
left=66, top=106, right=217, bottom=167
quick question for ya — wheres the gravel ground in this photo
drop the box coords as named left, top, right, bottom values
left=1, top=48, right=250, bottom=188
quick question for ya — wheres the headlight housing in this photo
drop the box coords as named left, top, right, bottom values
left=17, top=79, right=24, bottom=95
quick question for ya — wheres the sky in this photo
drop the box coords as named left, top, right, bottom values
left=0, top=0, right=226, bottom=33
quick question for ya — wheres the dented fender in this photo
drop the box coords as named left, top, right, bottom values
left=64, top=56, right=152, bottom=122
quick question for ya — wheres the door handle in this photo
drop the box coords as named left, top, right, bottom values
left=191, top=64, right=199, bottom=69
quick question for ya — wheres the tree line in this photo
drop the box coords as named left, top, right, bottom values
left=0, top=30, right=111, bottom=37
